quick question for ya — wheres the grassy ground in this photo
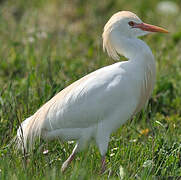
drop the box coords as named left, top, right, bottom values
left=0, top=0, right=181, bottom=179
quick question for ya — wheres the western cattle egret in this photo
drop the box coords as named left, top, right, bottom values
left=16, top=11, right=168, bottom=173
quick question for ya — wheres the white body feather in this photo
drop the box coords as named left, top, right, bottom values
left=16, top=11, right=156, bottom=158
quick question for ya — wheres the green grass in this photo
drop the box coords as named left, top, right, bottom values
left=0, top=0, right=181, bottom=179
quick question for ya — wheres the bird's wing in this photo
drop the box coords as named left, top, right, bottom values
left=28, top=62, right=128, bottom=131
left=46, top=63, right=126, bottom=128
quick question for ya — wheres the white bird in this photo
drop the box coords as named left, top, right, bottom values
left=16, top=11, right=168, bottom=173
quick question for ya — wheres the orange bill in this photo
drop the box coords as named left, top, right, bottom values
left=134, top=22, right=169, bottom=33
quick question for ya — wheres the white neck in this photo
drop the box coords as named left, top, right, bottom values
left=110, top=31, right=154, bottom=61
left=111, top=34, right=156, bottom=115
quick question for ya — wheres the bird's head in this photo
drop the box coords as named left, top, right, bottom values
left=102, top=11, right=168, bottom=60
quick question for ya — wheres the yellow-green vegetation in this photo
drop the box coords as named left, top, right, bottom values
left=0, top=0, right=181, bottom=179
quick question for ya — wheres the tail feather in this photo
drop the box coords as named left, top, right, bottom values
left=15, top=88, right=63, bottom=151
left=16, top=115, right=43, bottom=151
left=16, top=116, right=33, bottom=151
left=16, top=103, right=52, bottom=151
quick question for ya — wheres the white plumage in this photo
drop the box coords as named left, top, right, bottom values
left=16, top=11, right=168, bottom=172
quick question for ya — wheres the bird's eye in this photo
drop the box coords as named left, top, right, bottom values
left=128, top=21, right=135, bottom=26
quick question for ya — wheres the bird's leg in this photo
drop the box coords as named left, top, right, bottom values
left=96, top=126, right=110, bottom=174
left=61, top=152, right=76, bottom=173
left=61, top=144, right=78, bottom=173
left=101, top=155, right=106, bottom=174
